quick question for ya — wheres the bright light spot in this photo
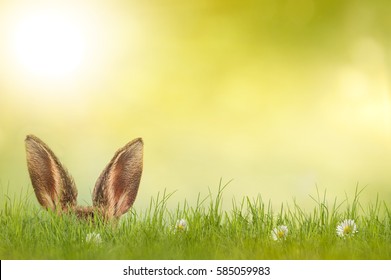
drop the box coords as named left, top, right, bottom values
left=11, top=10, right=85, bottom=79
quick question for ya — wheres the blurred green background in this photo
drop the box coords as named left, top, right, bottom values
left=0, top=0, right=390, bottom=210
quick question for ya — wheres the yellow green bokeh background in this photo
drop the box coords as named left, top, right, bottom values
left=0, top=0, right=390, bottom=210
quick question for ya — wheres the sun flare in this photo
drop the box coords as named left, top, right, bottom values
left=11, top=9, right=86, bottom=79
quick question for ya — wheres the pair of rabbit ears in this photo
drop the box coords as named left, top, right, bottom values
left=25, top=135, right=143, bottom=218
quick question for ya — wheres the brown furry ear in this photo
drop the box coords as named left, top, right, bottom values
left=92, top=138, right=143, bottom=218
left=25, top=135, right=77, bottom=211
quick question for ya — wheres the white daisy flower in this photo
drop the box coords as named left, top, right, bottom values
left=271, top=225, right=288, bottom=241
left=175, top=219, right=188, bottom=232
left=85, top=232, right=102, bottom=244
left=336, top=219, right=358, bottom=238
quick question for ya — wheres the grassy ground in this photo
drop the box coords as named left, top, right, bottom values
left=1, top=181, right=391, bottom=259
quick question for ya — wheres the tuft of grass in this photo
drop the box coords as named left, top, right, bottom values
left=1, top=181, right=391, bottom=259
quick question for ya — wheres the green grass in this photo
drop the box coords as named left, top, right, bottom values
left=1, top=181, right=391, bottom=259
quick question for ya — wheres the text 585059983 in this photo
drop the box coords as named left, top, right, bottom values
left=216, top=266, right=270, bottom=276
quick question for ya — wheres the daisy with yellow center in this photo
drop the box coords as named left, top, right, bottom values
left=175, top=219, right=189, bottom=232
left=271, top=225, right=288, bottom=241
left=336, top=219, right=358, bottom=238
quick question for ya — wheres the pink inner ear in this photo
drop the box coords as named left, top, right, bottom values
left=26, top=137, right=59, bottom=208
left=25, top=135, right=78, bottom=211
left=112, top=151, right=131, bottom=201
left=112, top=148, right=140, bottom=214
left=92, top=138, right=143, bottom=218
left=36, top=148, right=58, bottom=200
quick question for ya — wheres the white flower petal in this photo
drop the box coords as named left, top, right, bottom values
left=175, top=219, right=188, bottom=232
left=336, top=219, right=358, bottom=238
left=271, top=225, right=288, bottom=241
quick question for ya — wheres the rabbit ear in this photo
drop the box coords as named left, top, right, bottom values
left=92, top=138, right=143, bottom=218
left=25, top=135, right=78, bottom=211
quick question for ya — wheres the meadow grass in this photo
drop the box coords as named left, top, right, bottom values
left=1, top=181, right=391, bottom=259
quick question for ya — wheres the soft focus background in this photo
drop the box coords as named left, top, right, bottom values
left=0, top=0, right=390, bottom=210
